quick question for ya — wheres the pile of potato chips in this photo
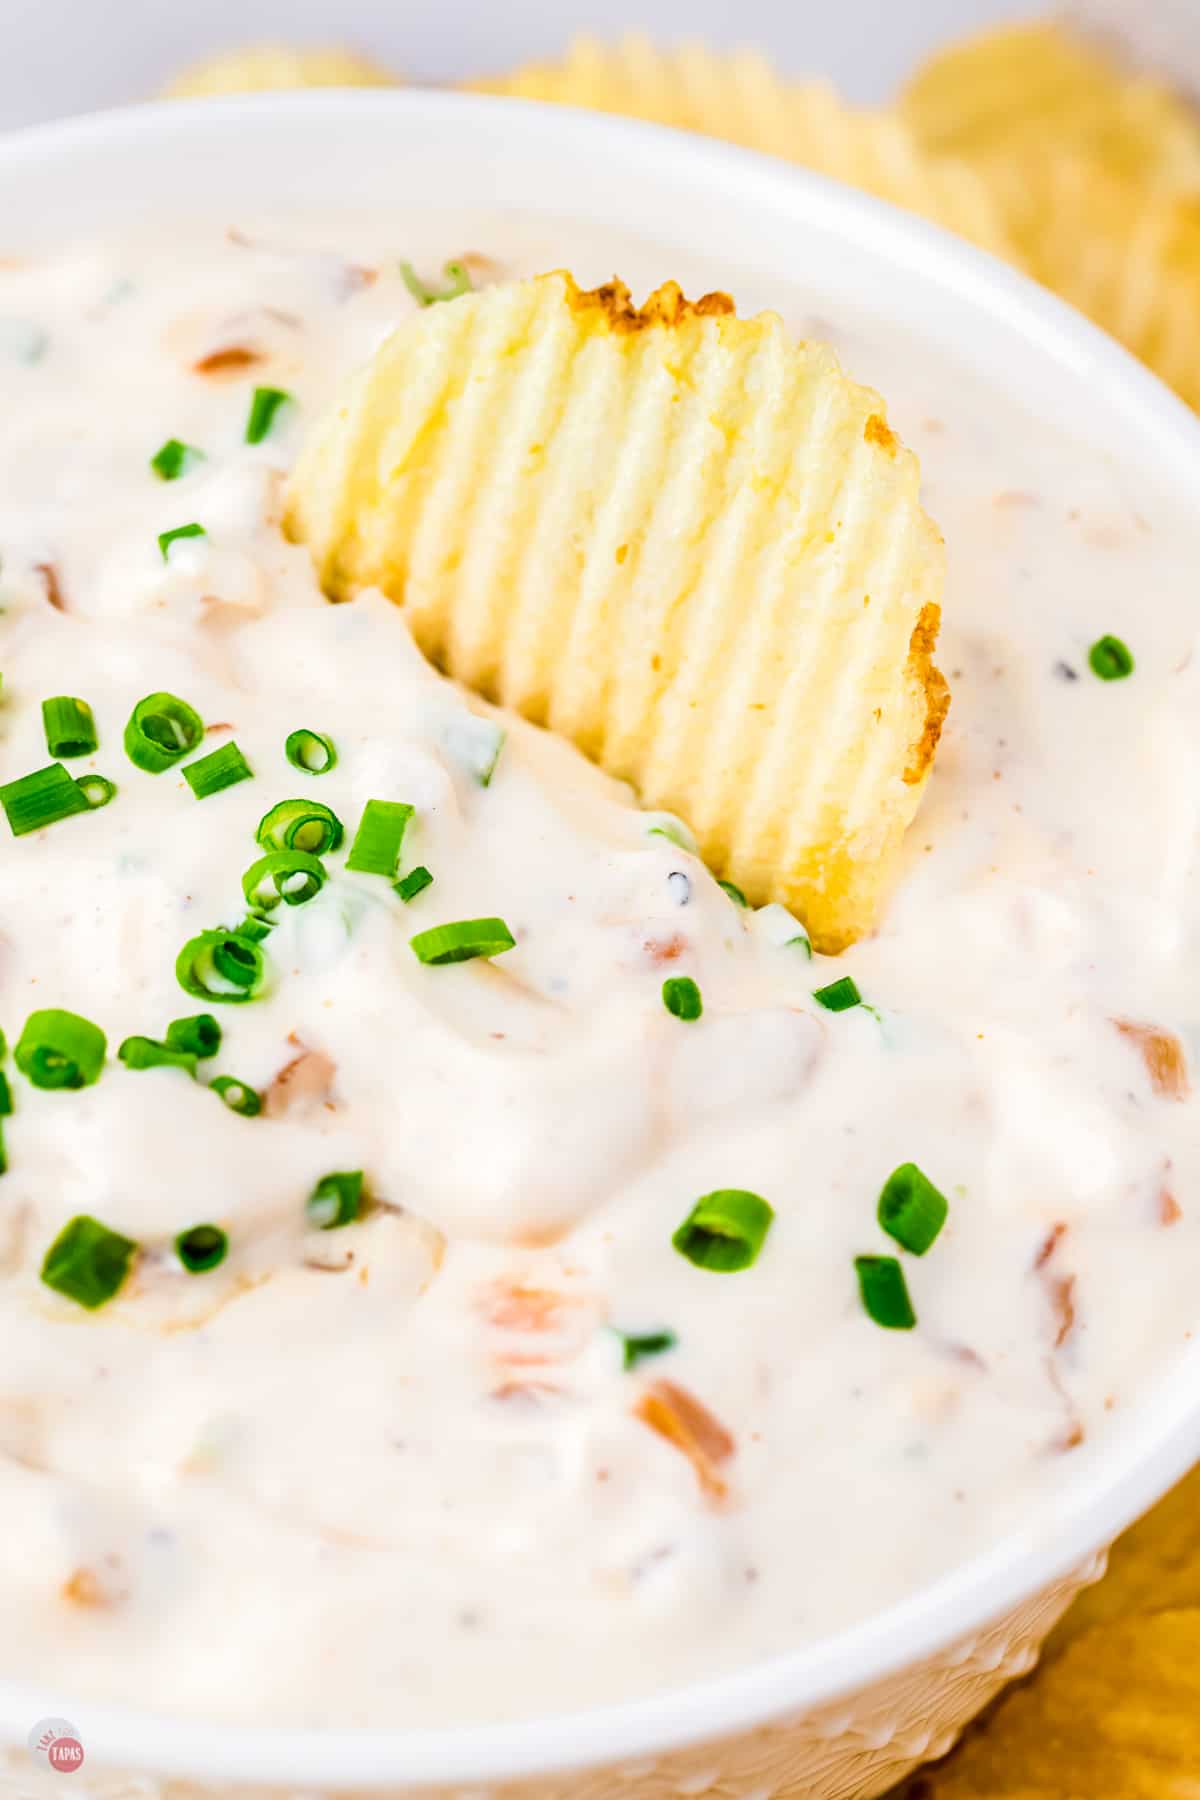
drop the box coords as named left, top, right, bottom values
left=170, top=19, right=1200, bottom=1791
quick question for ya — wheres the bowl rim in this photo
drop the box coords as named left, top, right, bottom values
left=3, top=85, right=1200, bottom=1789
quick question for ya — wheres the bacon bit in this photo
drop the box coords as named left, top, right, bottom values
left=33, top=561, right=66, bottom=612
left=643, top=932, right=687, bottom=965
left=264, top=1039, right=337, bottom=1119
left=1114, top=1019, right=1191, bottom=1100
left=1160, top=1187, right=1183, bottom=1227
left=1033, top=1221, right=1068, bottom=1270
left=484, top=1283, right=570, bottom=1334
left=192, top=345, right=264, bottom=377
left=633, top=1379, right=735, bottom=1504
left=479, top=1277, right=601, bottom=1370
left=61, top=1565, right=120, bottom=1609
left=1049, top=1275, right=1077, bottom=1349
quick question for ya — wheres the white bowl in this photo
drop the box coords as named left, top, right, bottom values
left=2, top=90, right=1199, bottom=1800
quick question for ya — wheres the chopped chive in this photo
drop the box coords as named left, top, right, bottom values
left=718, top=879, right=748, bottom=907
left=877, top=1163, right=948, bottom=1257
left=124, top=691, right=204, bottom=773
left=176, top=929, right=267, bottom=1004
left=307, top=1169, right=364, bottom=1231
left=0, top=763, right=90, bottom=835
left=645, top=812, right=698, bottom=854
left=183, top=740, right=253, bottom=799
left=813, top=976, right=862, bottom=1013
left=394, top=865, right=433, bottom=904
left=15, top=1009, right=106, bottom=1090
left=242, top=849, right=326, bottom=912
left=117, top=1035, right=197, bottom=1076
left=854, top=1254, right=916, bottom=1329
left=245, top=386, right=293, bottom=445
left=662, top=976, right=703, bottom=1021
left=151, top=439, right=205, bottom=482
left=400, top=259, right=472, bottom=307
left=175, top=1222, right=228, bottom=1273
left=410, top=917, right=515, bottom=965
left=166, top=1014, right=221, bottom=1059
left=347, top=799, right=413, bottom=878
left=256, top=797, right=344, bottom=857
left=210, top=1075, right=262, bottom=1117
left=41, top=1214, right=136, bottom=1309
left=618, top=1329, right=678, bottom=1371
left=41, top=696, right=97, bottom=759
left=443, top=715, right=505, bottom=786
left=158, top=521, right=206, bottom=561
left=755, top=902, right=812, bottom=958
left=1088, top=635, right=1134, bottom=681
left=672, top=1189, right=774, bottom=1273
left=284, top=728, right=336, bottom=774
left=76, top=773, right=117, bottom=810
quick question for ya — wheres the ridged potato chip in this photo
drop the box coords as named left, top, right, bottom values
left=165, top=44, right=395, bottom=99
left=983, top=150, right=1200, bottom=411
left=901, top=1610, right=1200, bottom=1798
left=285, top=271, right=948, bottom=951
left=470, top=37, right=1018, bottom=258
left=900, top=21, right=1200, bottom=192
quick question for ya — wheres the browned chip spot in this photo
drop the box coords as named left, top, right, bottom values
left=560, top=273, right=734, bottom=334
left=902, top=601, right=950, bottom=784
left=634, top=1379, right=735, bottom=1504
left=1114, top=1019, right=1190, bottom=1100
left=61, top=1566, right=115, bottom=1609
left=1160, top=1186, right=1183, bottom=1227
left=193, top=345, right=265, bottom=377
left=34, top=561, right=67, bottom=612
left=864, top=412, right=898, bottom=454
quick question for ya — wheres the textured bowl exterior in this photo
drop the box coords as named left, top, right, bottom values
left=0, top=1554, right=1104, bottom=1800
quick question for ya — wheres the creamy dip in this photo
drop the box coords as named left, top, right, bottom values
left=0, top=214, right=1196, bottom=1729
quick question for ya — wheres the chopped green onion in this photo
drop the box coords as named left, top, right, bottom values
left=347, top=799, right=413, bottom=878
left=854, top=1254, right=917, bottom=1330
left=175, top=1223, right=228, bottom=1274
left=672, top=1189, right=774, bottom=1273
left=124, top=691, right=204, bottom=773
left=410, top=918, right=515, bottom=965
left=41, top=696, right=97, bottom=759
left=284, top=728, right=337, bottom=774
left=151, top=439, right=205, bottom=481
left=645, top=812, right=698, bottom=854
left=41, top=1214, right=136, bottom=1310
left=76, top=773, right=117, bottom=810
left=175, top=929, right=267, bottom=1004
left=242, top=849, right=326, bottom=911
left=256, top=797, right=344, bottom=856
left=756, top=902, right=812, bottom=958
left=813, top=976, right=862, bottom=1013
left=662, top=976, right=703, bottom=1021
left=1088, top=635, right=1134, bottom=681
left=618, top=1329, right=678, bottom=1371
left=234, top=913, right=274, bottom=943
left=400, top=259, right=472, bottom=307
left=158, top=521, right=206, bottom=561
left=117, top=1035, right=197, bottom=1077
left=245, top=386, right=293, bottom=445
left=443, top=715, right=505, bottom=786
left=877, top=1162, right=948, bottom=1256
left=0, top=1072, right=12, bottom=1116
left=210, top=1075, right=262, bottom=1117
left=166, top=1014, right=221, bottom=1059
left=15, top=1009, right=106, bottom=1090
left=718, top=879, right=748, bottom=907
left=0, top=762, right=90, bottom=835
left=183, top=740, right=253, bottom=799
left=394, top=865, right=433, bottom=904
left=307, top=1169, right=364, bottom=1230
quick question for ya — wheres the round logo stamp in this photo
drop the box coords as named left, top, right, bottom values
left=27, top=1718, right=85, bottom=1774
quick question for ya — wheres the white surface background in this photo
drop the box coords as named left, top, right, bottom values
left=2, top=0, right=1047, bottom=130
